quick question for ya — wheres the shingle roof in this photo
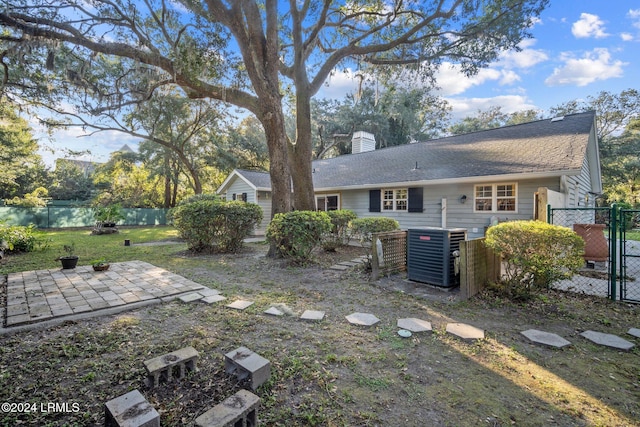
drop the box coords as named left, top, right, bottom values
left=234, top=169, right=273, bottom=190
left=233, top=111, right=596, bottom=191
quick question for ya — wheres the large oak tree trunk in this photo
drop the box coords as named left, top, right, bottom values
left=260, top=99, right=292, bottom=218
left=289, top=77, right=316, bottom=211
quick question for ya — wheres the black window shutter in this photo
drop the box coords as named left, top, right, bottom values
left=408, top=187, right=424, bottom=212
left=369, top=189, right=381, bottom=212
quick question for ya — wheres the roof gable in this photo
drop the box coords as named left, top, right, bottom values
left=217, top=169, right=272, bottom=194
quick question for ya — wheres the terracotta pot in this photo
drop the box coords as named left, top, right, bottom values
left=573, top=224, right=608, bottom=262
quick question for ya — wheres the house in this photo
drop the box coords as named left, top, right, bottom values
left=217, top=111, right=602, bottom=238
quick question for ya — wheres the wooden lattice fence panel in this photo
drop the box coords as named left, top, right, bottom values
left=459, top=238, right=501, bottom=299
left=371, top=231, right=407, bottom=280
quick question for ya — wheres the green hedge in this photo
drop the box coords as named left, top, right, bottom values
left=169, top=199, right=262, bottom=253
left=485, top=220, right=585, bottom=301
left=322, top=209, right=357, bottom=251
left=266, top=211, right=332, bottom=262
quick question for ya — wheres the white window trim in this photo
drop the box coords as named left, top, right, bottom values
left=473, top=183, right=517, bottom=213
left=316, top=193, right=340, bottom=211
left=382, top=188, right=408, bottom=212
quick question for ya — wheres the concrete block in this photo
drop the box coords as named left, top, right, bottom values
left=105, top=389, right=159, bottom=427
left=224, top=346, right=270, bottom=390
left=144, top=346, right=199, bottom=387
left=195, top=389, right=260, bottom=427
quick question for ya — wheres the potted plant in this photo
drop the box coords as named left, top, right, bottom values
left=59, top=243, right=79, bottom=269
left=94, top=204, right=125, bottom=228
left=90, top=257, right=110, bottom=271
left=93, top=203, right=126, bottom=235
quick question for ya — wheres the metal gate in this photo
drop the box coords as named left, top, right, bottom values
left=614, top=208, right=640, bottom=302
left=549, top=205, right=639, bottom=303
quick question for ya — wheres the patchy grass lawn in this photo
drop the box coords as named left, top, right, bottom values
left=1, top=227, right=639, bottom=426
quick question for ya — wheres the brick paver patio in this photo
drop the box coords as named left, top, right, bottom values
left=4, top=260, right=205, bottom=327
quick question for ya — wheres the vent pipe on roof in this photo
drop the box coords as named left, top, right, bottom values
left=351, top=131, right=376, bottom=154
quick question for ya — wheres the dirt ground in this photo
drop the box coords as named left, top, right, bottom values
left=1, top=242, right=639, bottom=426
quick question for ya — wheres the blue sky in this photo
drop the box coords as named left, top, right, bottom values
left=36, top=0, right=640, bottom=167
left=322, top=1, right=640, bottom=118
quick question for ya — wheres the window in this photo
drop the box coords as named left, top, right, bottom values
left=316, top=194, right=339, bottom=211
left=474, top=183, right=516, bottom=212
left=383, top=189, right=408, bottom=211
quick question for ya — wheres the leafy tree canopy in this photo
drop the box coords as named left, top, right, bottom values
left=0, top=99, right=47, bottom=199
left=0, top=0, right=549, bottom=216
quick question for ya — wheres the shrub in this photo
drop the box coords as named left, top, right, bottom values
left=349, top=217, right=400, bottom=267
left=350, top=217, right=400, bottom=245
left=169, top=199, right=262, bottom=253
left=93, top=203, right=125, bottom=224
left=484, top=220, right=585, bottom=301
left=0, top=222, right=48, bottom=253
left=266, top=211, right=332, bottom=262
left=321, top=209, right=357, bottom=251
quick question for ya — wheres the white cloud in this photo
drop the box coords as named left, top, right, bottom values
left=629, top=9, right=640, bottom=29
left=620, top=32, right=634, bottom=41
left=572, top=13, right=609, bottom=39
left=320, top=68, right=361, bottom=99
left=544, top=48, right=626, bottom=87
left=435, top=64, right=506, bottom=96
left=497, top=39, right=548, bottom=69
left=446, top=95, right=538, bottom=120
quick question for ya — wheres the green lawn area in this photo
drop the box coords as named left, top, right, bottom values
left=1, top=226, right=639, bottom=426
left=0, top=226, right=182, bottom=275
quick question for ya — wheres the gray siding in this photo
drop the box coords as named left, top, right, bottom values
left=342, top=178, right=560, bottom=239
left=223, top=179, right=270, bottom=236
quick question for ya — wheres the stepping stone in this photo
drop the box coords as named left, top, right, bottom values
left=397, top=318, right=432, bottom=333
left=351, top=258, right=367, bottom=263
left=264, top=307, right=284, bottom=316
left=521, top=329, right=571, bottom=348
left=271, top=303, right=295, bottom=316
left=197, top=288, right=221, bottom=297
left=581, top=330, right=635, bottom=351
left=628, top=328, right=640, bottom=339
left=446, top=323, right=485, bottom=341
left=338, top=261, right=360, bottom=267
left=346, top=312, right=379, bottom=326
left=226, top=300, right=254, bottom=310
left=329, top=264, right=350, bottom=271
left=179, top=292, right=203, bottom=303
left=202, top=295, right=227, bottom=304
left=300, top=310, right=325, bottom=321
